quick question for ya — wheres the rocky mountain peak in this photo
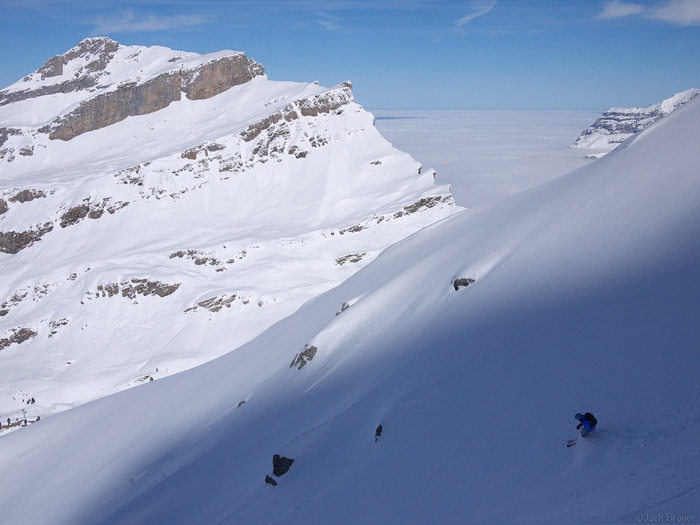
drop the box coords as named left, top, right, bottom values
left=36, top=37, right=120, bottom=80
left=0, top=38, right=266, bottom=141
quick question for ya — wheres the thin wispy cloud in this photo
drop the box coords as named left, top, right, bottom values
left=92, top=9, right=205, bottom=34
left=316, top=11, right=341, bottom=31
left=455, top=0, right=496, bottom=27
left=599, top=0, right=700, bottom=26
left=599, top=0, right=644, bottom=20
left=650, top=0, right=700, bottom=26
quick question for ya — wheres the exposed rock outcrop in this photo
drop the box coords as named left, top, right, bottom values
left=182, top=55, right=264, bottom=100
left=48, top=72, right=183, bottom=141
left=0, top=283, right=55, bottom=317
left=336, top=252, right=366, bottom=266
left=86, top=279, right=181, bottom=301
left=0, top=223, right=54, bottom=254
left=337, top=194, right=454, bottom=236
left=170, top=249, right=221, bottom=267
left=0, top=328, right=38, bottom=351
left=272, top=454, right=294, bottom=477
left=59, top=199, right=129, bottom=227
left=0, top=127, right=21, bottom=149
left=290, top=344, right=317, bottom=370
left=265, top=475, right=277, bottom=486
left=453, top=278, right=475, bottom=291
left=297, top=83, right=353, bottom=117
left=48, top=318, right=69, bottom=338
left=335, top=302, right=350, bottom=316
left=184, top=294, right=240, bottom=313
left=8, top=189, right=47, bottom=203
left=45, top=54, right=263, bottom=140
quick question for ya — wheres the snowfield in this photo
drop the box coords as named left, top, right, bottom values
left=0, top=73, right=698, bottom=523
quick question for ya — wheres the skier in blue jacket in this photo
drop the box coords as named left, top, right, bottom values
left=575, top=412, right=597, bottom=437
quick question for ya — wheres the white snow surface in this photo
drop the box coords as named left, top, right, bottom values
left=0, top=83, right=699, bottom=523
left=0, top=44, right=456, bottom=429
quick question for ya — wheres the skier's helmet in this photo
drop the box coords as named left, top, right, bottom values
left=575, top=413, right=584, bottom=420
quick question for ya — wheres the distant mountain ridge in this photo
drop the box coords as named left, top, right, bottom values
left=570, top=88, right=699, bottom=155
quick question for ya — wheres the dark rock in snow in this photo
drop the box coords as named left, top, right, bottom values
left=453, top=278, right=475, bottom=291
left=60, top=204, right=90, bottom=227
left=335, top=302, right=350, bottom=316
left=0, top=223, right=54, bottom=254
left=289, top=344, right=317, bottom=370
left=335, top=252, right=366, bottom=266
left=272, top=454, right=294, bottom=477
left=0, top=327, right=38, bottom=351
left=265, top=475, right=277, bottom=486
left=375, top=424, right=383, bottom=442
left=8, top=189, right=47, bottom=203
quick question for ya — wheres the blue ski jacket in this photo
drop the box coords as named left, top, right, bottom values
left=580, top=419, right=595, bottom=432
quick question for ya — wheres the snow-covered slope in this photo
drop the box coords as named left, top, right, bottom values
left=0, top=39, right=456, bottom=427
left=570, top=88, right=699, bottom=156
left=1, top=79, right=698, bottom=523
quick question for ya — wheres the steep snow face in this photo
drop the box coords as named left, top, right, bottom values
left=0, top=86, right=698, bottom=523
left=571, top=88, right=699, bottom=155
left=0, top=41, right=456, bottom=427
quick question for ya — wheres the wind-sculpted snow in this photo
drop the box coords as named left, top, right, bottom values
left=1, top=91, right=698, bottom=525
left=0, top=40, right=456, bottom=427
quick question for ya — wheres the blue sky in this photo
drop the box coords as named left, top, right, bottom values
left=1, top=0, right=699, bottom=110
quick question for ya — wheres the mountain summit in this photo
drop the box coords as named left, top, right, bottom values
left=1, top=37, right=265, bottom=140
left=0, top=39, right=456, bottom=424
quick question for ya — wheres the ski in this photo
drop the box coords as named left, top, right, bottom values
left=567, top=436, right=600, bottom=448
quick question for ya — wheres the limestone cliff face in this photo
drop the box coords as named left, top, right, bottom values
left=183, top=55, right=264, bottom=100
left=47, top=72, right=182, bottom=141
left=45, top=53, right=264, bottom=141
left=0, top=38, right=265, bottom=141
